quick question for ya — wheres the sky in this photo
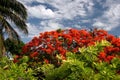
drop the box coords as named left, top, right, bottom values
left=17, top=0, right=120, bottom=43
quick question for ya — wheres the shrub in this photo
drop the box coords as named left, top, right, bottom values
left=5, top=38, right=25, bottom=55
left=0, top=56, right=36, bottom=80
left=19, top=28, right=120, bottom=66
left=12, top=28, right=120, bottom=79
left=38, top=40, right=120, bottom=80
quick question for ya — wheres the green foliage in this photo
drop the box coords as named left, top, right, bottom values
left=0, top=0, right=28, bottom=57
left=1, top=38, right=119, bottom=80
left=38, top=40, right=120, bottom=80
left=0, top=57, right=36, bottom=80
left=39, top=55, right=95, bottom=80
left=78, top=40, right=111, bottom=62
left=5, top=38, right=24, bottom=55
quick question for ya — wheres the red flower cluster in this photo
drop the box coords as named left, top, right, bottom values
left=98, top=38, right=120, bottom=63
left=98, top=51, right=115, bottom=63
left=19, top=28, right=120, bottom=64
left=13, top=55, right=21, bottom=63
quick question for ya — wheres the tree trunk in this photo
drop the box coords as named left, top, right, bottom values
left=0, top=29, right=6, bottom=58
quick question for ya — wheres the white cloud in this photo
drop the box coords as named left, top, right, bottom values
left=43, top=0, right=94, bottom=19
left=93, top=0, right=120, bottom=31
left=21, top=21, right=70, bottom=40
left=26, top=23, right=40, bottom=38
left=17, top=0, right=34, bottom=5
left=103, top=0, right=120, bottom=8
left=103, top=4, right=120, bottom=20
left=19, top=0, right=87, bottom=40
left=16, top=0, right=120, bottom=42
left=81, top=20, right=91, bottom=23
left=23, top=0, right=95, bottom=39
left=25, top=0, right=94, bottom=20
left=27, top=5, right=55, bottom=19
left=74, top=24, right=82, bottom=28
left=93, top=22, right=105, bottom=28
left=40, top=20, right=70, bottom=32
left=93, top=22, right=114, bottom=31
left=35, top=0, right=45, bottom=3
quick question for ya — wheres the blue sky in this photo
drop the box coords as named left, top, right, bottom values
left=18, top=0, right=120, bottom=43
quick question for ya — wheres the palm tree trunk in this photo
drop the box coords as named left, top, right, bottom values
left=0, top=29, right=6, bottom=58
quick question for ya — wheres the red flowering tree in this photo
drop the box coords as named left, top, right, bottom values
left=15, top=28, right=120, bottom=65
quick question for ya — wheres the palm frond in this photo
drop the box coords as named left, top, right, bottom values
left=0, top=6, right=28, bottom=34
left=0, top=0, right=27, bottom=20
left=0, top=17, right=20, bottom=41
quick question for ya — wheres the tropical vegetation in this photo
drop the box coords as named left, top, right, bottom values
left=11, top=28, right=120, bottom=79
left=0, top=1, right=120, bottom=79
left=0, top=0, right=28, bottom=58
left=20, top=28, right=120, bottom=65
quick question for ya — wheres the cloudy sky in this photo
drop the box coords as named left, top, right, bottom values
left=18, top=0, right=120, bottom=43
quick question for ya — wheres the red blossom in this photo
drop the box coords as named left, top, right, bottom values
left=13, top=59, right=19, bottom=63
left=13, top=55, right=20, bottom=63
left=98, top=52, right=106, bottom=60
left=30, top=52, right=39, bottom=58
left=45, top=49, right=52, bottom=54
left=18, top=28, right=120, bottom=65
left=44, top=59, right=49, bottom=64
left=87, top=41, right=95, bottom=46
left=106, top=55, right=115, bottom=61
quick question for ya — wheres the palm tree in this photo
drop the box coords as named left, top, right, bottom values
left=0, top=0, right=28, bottom=58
